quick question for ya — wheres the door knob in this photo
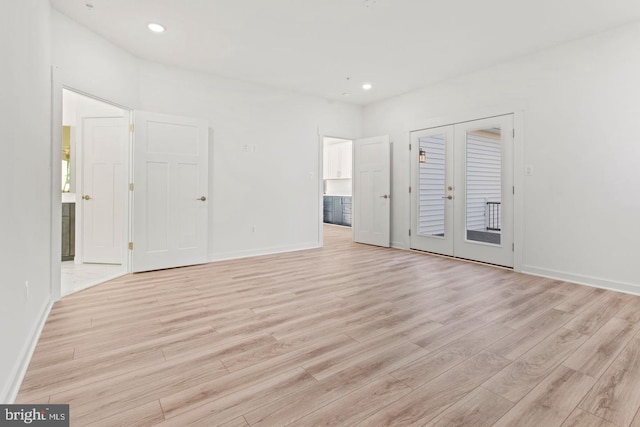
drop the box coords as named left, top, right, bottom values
left=442, top=195, right=453, bottom=200
left=380, top=194, right=389, bottom=199
left=197, top=196, right=207, bottom=201
left=82, top=195, right=91, bottom=200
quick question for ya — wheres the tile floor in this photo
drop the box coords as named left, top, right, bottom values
left=61, top=261, right=126, bottom=296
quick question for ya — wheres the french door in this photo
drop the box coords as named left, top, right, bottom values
left=410, top=115, right=514, bottom=267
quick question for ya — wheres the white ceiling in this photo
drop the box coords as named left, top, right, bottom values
left=51, top=0, right=640, bottom=106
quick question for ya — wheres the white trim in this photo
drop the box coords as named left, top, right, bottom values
left=522, top=265, right=640, bottom=296
left=51, top=67, right=63, bottom=302
left=2, top=301, right=53, bottom=403
left=512, top=111, right=524, bottom=273
left=403, top=103, right=527, bottom=133
left=209, top=242, right=320, bottom=263
left=317, top=132, right=324, bottom=248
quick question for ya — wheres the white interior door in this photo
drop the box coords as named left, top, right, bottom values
left=82, top=116, right=128, bottom=264
left=132, top=111, right=208, bottom=273
left=410, top=115, right=514, bottom=267
left=353, top=135, right=391, bottom=247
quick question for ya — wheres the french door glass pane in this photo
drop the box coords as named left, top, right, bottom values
left=418, top=134, right=446, bottom=237
left=465, top=128, right=502, bottom=245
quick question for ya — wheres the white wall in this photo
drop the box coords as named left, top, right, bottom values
left=363, top=21, right=640, bottom=293
left=138, top=61, right=362, bottom=259
left=0, top=0, right=52, bottom=402
left=51, top=11, right=362, bottom=262
left=52, top=11, right=139, bottom=109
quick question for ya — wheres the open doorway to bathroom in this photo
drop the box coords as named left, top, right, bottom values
left=60, top=89, right=130, bottom=296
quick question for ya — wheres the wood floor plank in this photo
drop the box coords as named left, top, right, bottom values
left=48, top=354, right=229, bottom=424
left=243, top=341, right=428, bottom=426
left=17, top=225, right=640, bottom=426
left=359, top=351, right=511, bottom=426
left=82, top=400, right=165, bottom=427
left=391, top=322, right=514, bottom=390
left=564, top=292, right=633, bottom=336
left=579, top=335, right=640, bottom=426
left=158, top=334, right=354, bottom=419
left=292, top=375, right=412, bottom=426
left=560, top=408, right=618, bottom=427
left=302, top=332, right=421, bottom=381
left=424, top=386, right=514, bottom=427
left=563, top=316, right=640, bottom=378
left=482, top=328, right=589, bottom=402
left=493, top=365, right=595, bottom=427
left=218, top=417, right=249, bottom=427
left=488, top=308, right=574, bottom=360
left=616, top=297, right=640, bottom=324
left=158, top=368, right=316, bottom=426
left=555, top=286, right=606, bottom=314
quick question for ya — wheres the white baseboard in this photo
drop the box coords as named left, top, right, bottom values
left=521, top=265, right=640, bottom=296
left=2, top=300, right=53, bottom=403
left=209, top=241, right=321, bottom=263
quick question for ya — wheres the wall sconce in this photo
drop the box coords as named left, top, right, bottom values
left=419, top=149, right=426, bottom=163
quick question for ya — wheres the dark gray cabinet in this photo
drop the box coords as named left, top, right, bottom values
left=323, top=196, right=352, bottom=227
left=62, top=202, right=75, bottom=261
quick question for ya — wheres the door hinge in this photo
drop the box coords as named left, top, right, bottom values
left=409, top=186, right=411, bottom=193
left=409, top=143, right=411, bottom=151
left=512, top=242, right=515, bottom=251
left=128, top=242, right=134, bottom=250
left=512, top=129, right=515, bottom=138
left=129, top=183, right=134, bottom=191
left=513, top=186, right=515, bottom=195
left=129, top=123, right=135, bottom=133
left=409, top=229, right=411, bottom=236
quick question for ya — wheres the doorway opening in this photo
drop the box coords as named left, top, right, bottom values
left=322, top=137, right=353, bottom=236
left=60, top=89, right=130, bottom=296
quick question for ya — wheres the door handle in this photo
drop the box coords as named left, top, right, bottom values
left=379, top=194, right=390, bottom=199
left=82, top=195, right=91, bottom=200
left=442, top=195, right=453, bottom=200
left=197, top=196, right=207, bottom=201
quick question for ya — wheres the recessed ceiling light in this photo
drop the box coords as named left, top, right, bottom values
left=362, top=83, right=373, bottom=91
left=148, top=23, right=166, bottom=33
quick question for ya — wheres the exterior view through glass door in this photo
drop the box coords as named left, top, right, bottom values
left=410, top=115, right=514, bottom=267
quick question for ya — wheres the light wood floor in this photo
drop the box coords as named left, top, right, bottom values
left=18, top=225, right=640, bottom=426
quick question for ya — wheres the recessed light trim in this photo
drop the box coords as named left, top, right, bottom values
left=148, top=23, right=166, bottom=33
left=362, top=82, right=373, bottom=91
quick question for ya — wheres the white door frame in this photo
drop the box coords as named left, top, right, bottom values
left=406, top=108, right=524, bottom=272
left=51, top=75, right=132, bottom=301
